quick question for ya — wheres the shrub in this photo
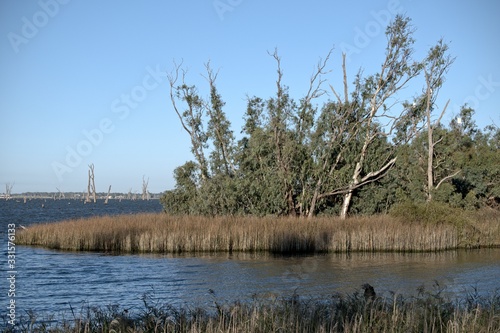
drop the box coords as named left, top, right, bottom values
left=389, top=201, right=469, bottom=227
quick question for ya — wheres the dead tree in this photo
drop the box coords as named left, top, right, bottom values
left=5, top=182, right=14, bottom=200
left=86, top=164, right=96, bottom=203
left=56, top=187, right=65, bottom=199
left=142, top=176, right=149, bottom=200
left=104, top=185, right=112, bottom=204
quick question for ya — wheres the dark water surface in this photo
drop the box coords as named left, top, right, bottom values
left=0, top=198, right=163, bottom=232
left=1, top=199, right=499, bottom=322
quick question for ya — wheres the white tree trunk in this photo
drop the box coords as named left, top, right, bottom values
left=340, top=190, right=353, bottom=220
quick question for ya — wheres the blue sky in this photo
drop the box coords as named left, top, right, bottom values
left=1, top=0, right=499, bottom=194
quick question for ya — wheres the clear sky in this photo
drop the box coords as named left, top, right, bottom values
left=1, top=0, right=499, bottom=194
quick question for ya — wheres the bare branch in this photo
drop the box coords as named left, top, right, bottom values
left=304, top=47, right=333, bottom=103
left=360, top=157, right=397, bottom=183
left=167, top=60, right=209, bottom=181
left=434, top=99, right=450, bottom=129
left=319, top=157, right=397, bottom=199
left=329, top=84, right=342, bottom=105
left=435, top=169, right=461, bottom=189
left=434, top=136, right=444, bottom=147
left=202, top=60, right=220, bottom=83
left=168, top=60, right=192, bottom=136
left=342, top=53, right=349, bottom=104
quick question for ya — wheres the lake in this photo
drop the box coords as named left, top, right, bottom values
left=1, top=199, right=499, bottom=322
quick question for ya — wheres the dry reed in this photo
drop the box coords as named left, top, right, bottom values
left=11, top=288, right=500, bottom=333
left=16, top=211, right=500, bottom=254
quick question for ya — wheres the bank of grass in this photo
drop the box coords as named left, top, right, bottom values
left=8, top=288, right=500, bottom=333
left=17, top=203, right=500, bottom=254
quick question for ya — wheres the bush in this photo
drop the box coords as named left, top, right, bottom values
left=389, top=201, right=469, bottom=227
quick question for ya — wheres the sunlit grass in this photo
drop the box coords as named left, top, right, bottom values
left=17, top=208, right=500, bottom=254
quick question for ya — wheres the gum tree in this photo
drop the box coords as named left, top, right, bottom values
left=237, top=49, right=331, bottom=216
left=421, top=39, right=458, bottom=201
left=204, top=62, right=236, bottom=177
left=166, top=61, right=241, bottom=215
left=168, top=62, right=209, bottom=182
left=163, top=15, right=484, bottom=218
left=304, top=15, right=423, bottom=219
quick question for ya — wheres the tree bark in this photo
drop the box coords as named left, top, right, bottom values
left=86, top=164, right=96, bottom=203
left=104, top=185, right=111, bottom=204
left=422, top=40, right=455, bottom=202
left=426, top=98, right=434, bottom=202
left=142, top=176, right=149, bottom=200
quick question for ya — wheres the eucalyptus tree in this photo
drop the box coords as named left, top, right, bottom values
left=168, top=62, right=210, bottom=182
left=162, top=15, right=492, bottom=217
left=166, top=61, right=239, bottom=214
left=421, top=39, right=458, bottom=201
left=236, top=49, right=331, bottom=216
left=160, top=160, right=199, bottom=214
left=204, top=62, right=236, bottom=177
left=303, top=15, right=423, bottom=219
left=388, top=103, right=499, bottom=209
left=264, top=50, right=298, bottom=215
left=447, top=107, right=500, bottom=208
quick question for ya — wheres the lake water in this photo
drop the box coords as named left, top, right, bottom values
left=1, top=199, right=499, bottom=323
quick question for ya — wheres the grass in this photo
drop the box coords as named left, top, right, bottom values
left=16, top=206, right=500, bottom=254
left=6, top=287, right=500, bottom=333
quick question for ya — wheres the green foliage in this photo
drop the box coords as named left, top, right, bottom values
left=162, top=16, right=500, bottom=217
left=160, top=161, right=198, bottom=215
left=389, top=201, right=469, bottom=227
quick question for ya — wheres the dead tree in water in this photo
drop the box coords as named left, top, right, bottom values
left=86, top=164, right=96, bottom=203
left=56, top=187, right=65, bottom=199
left=142, top=176, right=149, bottom=201
left=104, top=185, right=112, bottom=204
left=5, top=182, right=14, bottom=200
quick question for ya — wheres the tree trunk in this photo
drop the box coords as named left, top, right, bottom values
left=142, top=176, right=149, bottom=200
left=286, top=187, right=296, bottom=216
left=307, top=181, right=321, bottom=219
left=427, top=112, right=434, bottom=202
left=86, top=164, right=96, bottom=203
left=104, top=185, right=111, bottom=204
left=340, top=190, right=353, bottom=220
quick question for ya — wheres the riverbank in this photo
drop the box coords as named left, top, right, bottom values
left=8, top=288, right=500, bottom=333
left=16, top=205, right=500, bottom=254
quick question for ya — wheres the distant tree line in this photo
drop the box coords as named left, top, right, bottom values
left=161, top=15, right=500, bottom=218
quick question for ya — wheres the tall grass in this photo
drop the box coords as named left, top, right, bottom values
left=8, top=288, right=500, bottom=333
left=17, top=207, right=500, bottom=254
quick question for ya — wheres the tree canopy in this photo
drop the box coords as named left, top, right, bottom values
left=161, top=15, right=500, bottom=218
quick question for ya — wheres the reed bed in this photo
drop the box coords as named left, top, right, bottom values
left=16, top=210, right=500, bottom=254
left=9, top=288, right=500, bottom=333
